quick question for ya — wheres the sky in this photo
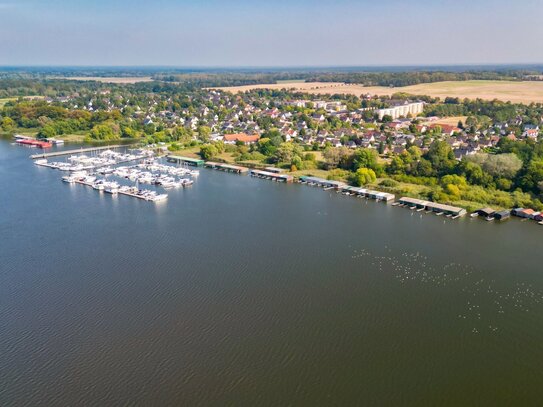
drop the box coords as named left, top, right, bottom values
left=1, top=0, right=542, bottom=67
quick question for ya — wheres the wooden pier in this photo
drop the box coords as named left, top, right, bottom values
left=30, top=145, right=128, bottom=159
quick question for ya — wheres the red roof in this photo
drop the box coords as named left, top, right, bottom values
left=506, top=133, right=517, bottom=141
left=431, top=124, right=461, bottom=134
left=16, top=139, right=52, bottom=148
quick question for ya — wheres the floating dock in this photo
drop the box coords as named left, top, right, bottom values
left=205, top=161, right=249, bottom=174
left=167, top=155, right=205, bottom=167
left=30, top=145, right=127, bottom=159
left=250, top=169, right=293, bottom=182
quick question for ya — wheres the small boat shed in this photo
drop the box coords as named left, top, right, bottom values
left=398, top=197, right=467, bottom=217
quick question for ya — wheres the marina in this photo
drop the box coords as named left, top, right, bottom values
left=32, top=146, right=198, bottom=203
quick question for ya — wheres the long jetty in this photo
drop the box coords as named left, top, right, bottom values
left=30, top=145, right=128, bottom=159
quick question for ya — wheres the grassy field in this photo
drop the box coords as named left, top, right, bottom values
left=0, top=96, right=44, bottom=108
left=169, top=146, right=201, bottom=158
left=213, top=80, right=543, bottom=104
left=57, top=133, right=87, bottom=143
left=0, top=98, right=17, bottom=108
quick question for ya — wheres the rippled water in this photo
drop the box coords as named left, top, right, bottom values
left=1, top=139, right=543, bottom=406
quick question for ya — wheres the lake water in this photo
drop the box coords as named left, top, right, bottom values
left=1, top=139, right=543, bottom=406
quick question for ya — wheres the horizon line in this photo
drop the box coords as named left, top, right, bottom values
left=2, top=63, right=543, bottom=70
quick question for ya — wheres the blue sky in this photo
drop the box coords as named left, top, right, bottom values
left=1, top=0, right=542, bottom=66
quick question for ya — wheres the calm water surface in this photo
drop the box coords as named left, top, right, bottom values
left=1, top=139, right=543, bottom=406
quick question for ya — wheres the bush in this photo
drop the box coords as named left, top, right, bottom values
left=379, top=179, right=399, bottom=187
left=327, top=169, right=349, bottom=181
left=393, top=174, right=438, bottom=186
left=168, top=142, right=181, bottom=151
left=200, top=144, right=218, bottom=160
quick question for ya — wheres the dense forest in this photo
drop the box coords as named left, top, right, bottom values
left=155, top=70, right=543, bottom=88
left=2, top=67, right=543, bottom=92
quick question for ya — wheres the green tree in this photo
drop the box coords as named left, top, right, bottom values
left=352, top=148, right=379, bottom=171
left=174, top=126, right=192, bottom=144
left=198, top=126, right=211, bottom=142
left=257, top=137, right=277, bottom=156
left=464, top=153, right=522, bottom=180
left=353, top=168, right=376, bottom=186
left=520, top=158, right=543, bottom=192
left=200, top=144, right=218, bottom=160
left=425, top=140, right=456, bottom=176
left=89, top=123, right=119, bottom=141
left=1, top=117, right=15, bottom=131
left=37, top=124, right=57, bottom=139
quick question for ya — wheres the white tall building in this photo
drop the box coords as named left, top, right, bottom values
left=375, top=102, right=424, bottom=120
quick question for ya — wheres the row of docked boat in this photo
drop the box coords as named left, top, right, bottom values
left=62, top=172, right=168, bottom=202
left=110, top=166, right=194, bottom=188
left=35, top=149, right=154, bottom=172
left=136, top=162, right=199, bottom=177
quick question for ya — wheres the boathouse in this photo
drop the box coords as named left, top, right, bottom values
left=366, top=190, right=395, bottom=202
left=205, top=161, right=248, bottom=174
left=476, top=207, right=496, bottom=218
left=300, top=176, right=346, bottom=189
left=264, top=167, right=287, bottom=174
left=512, top=208, right=536, bottom=219
left=250, top=169, right=293, bottom=182
left=398, top=197, right=466, bottom=217
left=167, top=155, right=205, bottom=167
left=342, top=186, right=394, bottom=202
left=494, top=210, right=511, bottom=221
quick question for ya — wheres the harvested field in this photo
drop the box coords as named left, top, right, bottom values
left=214, top=80, right=543, bottom=104
left=52, top=76, right=154, bottom=84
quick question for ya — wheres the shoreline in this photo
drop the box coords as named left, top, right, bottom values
left=9, top=136, right=543, bottom=228
left=201, top=159, right=542, bottom=228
